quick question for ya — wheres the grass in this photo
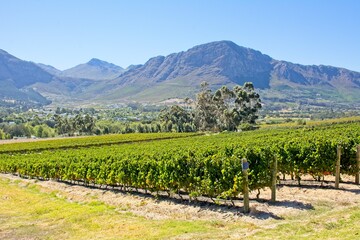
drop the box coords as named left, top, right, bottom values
left=1, top=176, right=359, bottom=239
left=0, top=178, right=224, bottom=239
left=252, top=206, right=360, bottom=240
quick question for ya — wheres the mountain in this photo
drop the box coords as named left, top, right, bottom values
left=61, top=58, right=124, bottom=80
left=0, top=49, right=53, bottom=105
left=271, top=61, right=360, bottom=88
left=266, top=61, right=360, bottom=104
left=0, top=50, right=102, bottom=106
left=37, top=63, right=62, bottom=76
left=86, top=41, right=360, bottom=105
left=0, top=49, right=54, bottom=88
left=1, top=41, right=360, bottom=108
left=117, top=41, right=273, bottom=89
left=85, top=41, right=274, bottom=102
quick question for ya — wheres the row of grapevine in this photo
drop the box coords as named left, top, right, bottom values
left=0, top=122, right=359, bottom=201
left=0, top=143, right=273, bottom=200
left=0, top=132, right=201, bottom=154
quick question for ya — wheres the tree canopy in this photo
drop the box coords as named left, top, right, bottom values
left=159, top=82, right=262, bottom=132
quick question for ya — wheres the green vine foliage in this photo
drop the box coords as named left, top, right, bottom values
left=0, top=122, right=360, bottom=201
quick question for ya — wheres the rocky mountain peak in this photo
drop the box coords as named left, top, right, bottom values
left=87, top=58, right=123, bottom=70
left=87, top=58, right=104, bottom=65
left=59, top=58, right=124, bottom=80
left=115, top=40, right=274, bottom=88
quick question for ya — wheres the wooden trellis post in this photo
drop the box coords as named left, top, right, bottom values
left=335, top=145, right=341, bottom=189
left=356, top=145, right=360, bottom=185
left=271, top=156, right=278, bottom=202
left=242, top=158, right=250, bottom=213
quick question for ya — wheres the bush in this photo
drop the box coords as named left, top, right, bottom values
left=296, top=119, right=306, bottom=125
left=238, top=123, right=257, bottom=131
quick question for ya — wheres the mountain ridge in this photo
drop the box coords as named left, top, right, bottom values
left=89, top=40, right=359, bottom=104
left=0, top=41, right=359, bottom=107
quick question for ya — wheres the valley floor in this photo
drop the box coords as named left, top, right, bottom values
left=1, top=174, right=359, bottom=239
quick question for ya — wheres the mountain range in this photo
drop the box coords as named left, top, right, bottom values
left=1, top=41, right=359, bottom=108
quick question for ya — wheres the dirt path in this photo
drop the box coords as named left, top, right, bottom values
left=1, top=173, right=359, bottom=224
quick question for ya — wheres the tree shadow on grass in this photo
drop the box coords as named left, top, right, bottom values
left=9, top=174, right=318, bottom=221
left=56, top=179, right=316, bottom=220
left=268, top=200, right=314, bottom=210
left=277, top=181, right=360, bottom=195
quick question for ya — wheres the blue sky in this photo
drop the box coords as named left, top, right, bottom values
left=1, top=0, right=360, bottom=71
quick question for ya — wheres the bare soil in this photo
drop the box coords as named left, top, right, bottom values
left=1, top=173, right=359, bottom=224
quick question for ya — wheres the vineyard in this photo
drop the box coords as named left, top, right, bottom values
left=0, top=132, right=200, bottom=154
left=0, top=122, right=360, bottom=204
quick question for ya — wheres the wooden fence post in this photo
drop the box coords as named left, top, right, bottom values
left=335, top=145, right=341, bottom=189
left=242, top=158, right=250, bottom=213
left=356, top=145, right=360, bottom=185
left=271, top=156, right=277, bottom=202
